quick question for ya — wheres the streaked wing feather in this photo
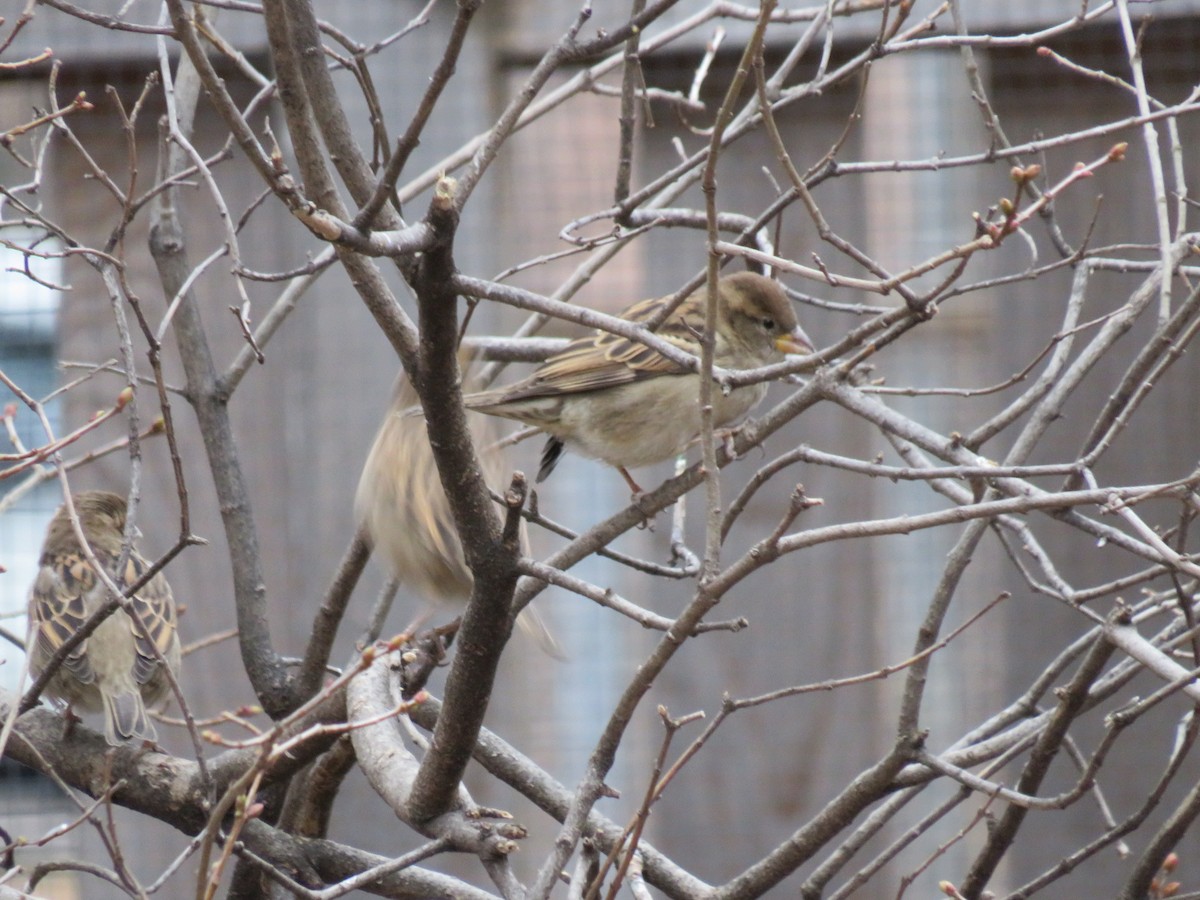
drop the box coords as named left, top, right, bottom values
left=30, top=552, right=97, bottom=683
left=120, top=554, right=177, bottom=686
left=499, top=295, right=697, bottom=401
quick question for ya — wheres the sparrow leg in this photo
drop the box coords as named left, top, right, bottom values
left=696, top=426, right=740, bottom=457
left=60, top=706, right=81, bottom=741
left=617, top=469, right=660, bottom=530
left=715, top=426, right=740, bottom=460
left=400, top=606, right=434, bottom=639
left=400, top=616, right=461, bottom=698
left=617, top=466, right=644, bottom=495
left=685, top=426, right=744, bottom=460
left=431, top=616, right=461, bottom=653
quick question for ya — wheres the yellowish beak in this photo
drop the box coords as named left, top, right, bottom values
left=775, top=325, right=814, bottom=356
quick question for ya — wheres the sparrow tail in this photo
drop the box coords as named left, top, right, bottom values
left=537, top=436, right=565, bottom=482
left=103, top=690, right=155, bottom=745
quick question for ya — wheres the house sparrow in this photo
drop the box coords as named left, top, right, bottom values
left=465, top=271, right=814, bottom=491
left=27, top=491, right=181, bottom=745
left=355, top=355, right=561, bottom=657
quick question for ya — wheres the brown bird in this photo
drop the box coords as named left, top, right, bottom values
left=27, top=490, right=181, bottom=745
left=464, top=271, right=813, bottom=492
left=355, top=356, right=561, bottom=656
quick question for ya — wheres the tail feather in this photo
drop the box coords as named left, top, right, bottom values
left=102, top=689, right=155, bottom=745
left=538, top=437, right=565, bottom=483
left=516, top=602, right=565, bottom=660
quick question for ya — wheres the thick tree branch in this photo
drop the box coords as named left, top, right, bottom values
left=404, top=178, right=521, bottom=824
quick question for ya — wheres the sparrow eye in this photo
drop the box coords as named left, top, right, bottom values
left=761, top=317, right=776, bottom=331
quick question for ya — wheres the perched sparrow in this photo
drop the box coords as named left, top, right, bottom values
left=356, top=356, right=561, bottom=657
left=27, top=491, right=181, bottom=745
left=465, top=271, right=814, bottom=491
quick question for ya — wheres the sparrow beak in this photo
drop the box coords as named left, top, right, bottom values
left=775, top=325, right=815, bottom=356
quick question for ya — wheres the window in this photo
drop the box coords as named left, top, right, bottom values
left=0, top=229, right=63, bottom=693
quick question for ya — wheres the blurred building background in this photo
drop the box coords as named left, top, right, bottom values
left=3, top=0, right=1200, bottom=896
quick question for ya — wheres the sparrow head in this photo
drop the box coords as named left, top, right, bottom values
left=45, top=490, right=130, bottom=556
left=719, top=272, right=814, bottom=363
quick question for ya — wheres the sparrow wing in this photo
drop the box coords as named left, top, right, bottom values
left=29, top=551, right=99, bottom=684
left=498, top=295, right=698, bottom=400
left=116, top=553, right=178, bottom=686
